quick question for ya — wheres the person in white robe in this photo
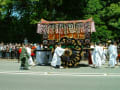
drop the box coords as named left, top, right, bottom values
left=101, top=44, right=107, bottom=65
left=100, top=44, right=104, bottom=64
left=51, top=43, right=67, bottom=68
left=26, top=44, right=35, bottom=66
left=92, top=42, right=102, bottom=68
left=108, top=41, right=118, bottom=67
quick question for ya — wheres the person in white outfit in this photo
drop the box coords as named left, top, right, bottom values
left=51, top=43, right=67, bottom=68
left=92, top=42, right=102, bottom=68
left=108, top=41, right=118, bottom=67
left=26, top=44, right=35, bottom=66
left=100, top=43, right=106, bottom=65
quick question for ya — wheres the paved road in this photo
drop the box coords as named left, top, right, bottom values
left=0, top=59, right=120, bottom=90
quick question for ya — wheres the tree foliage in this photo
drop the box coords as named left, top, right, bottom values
left=0, top=0, right=120, bottom=43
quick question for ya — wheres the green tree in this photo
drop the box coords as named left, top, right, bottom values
left=0, top=0, right=120, bottom=43
left=85, top=0, right=120, bottom=42
left=102, top=2, right=120, bottom=39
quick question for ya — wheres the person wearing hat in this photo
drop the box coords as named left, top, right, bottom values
left=51, top=43, right=68, bottom=68
left=108, top=41, right=118, bottom=68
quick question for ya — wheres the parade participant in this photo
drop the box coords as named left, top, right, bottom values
left=114, top=42, right=118, bottom=65
left=20, top=44, right=30, bottom=70
left=26, top=44, right=35, bottom=66
left=101, top=43, right=107, bottom=65
left=108, top=41, right=118, bottom=67
left=89, top=42, right=95, bottom=65
left=91, top=43, right=95, bottom=66
left=51, top=43, right=67, bottom=68
left=92, top=42, right=102, bottom=68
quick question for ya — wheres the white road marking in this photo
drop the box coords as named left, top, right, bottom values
left=0, top=71, right=120, bottom=77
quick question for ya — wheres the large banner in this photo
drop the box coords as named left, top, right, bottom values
left=37, top=18, right=96, bottom=40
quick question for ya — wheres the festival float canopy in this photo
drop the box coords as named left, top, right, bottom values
left=37, top=18, right=96, bottom=40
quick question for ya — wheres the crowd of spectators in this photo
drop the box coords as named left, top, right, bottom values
left=0, top=42, right=20, bottom=59
left=0, top=42, right=36, bottom=62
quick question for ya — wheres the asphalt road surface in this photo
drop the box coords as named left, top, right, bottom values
left=0, top=59, right=120, bottom=90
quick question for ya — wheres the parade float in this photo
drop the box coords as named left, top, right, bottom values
left=37, top=18, right=96, bottom=67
